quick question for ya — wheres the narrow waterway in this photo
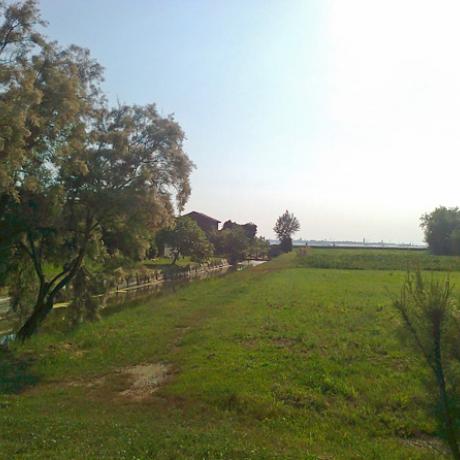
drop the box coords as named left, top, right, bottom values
left=0, top=260, right=266, bottom=339
left=104, top=263, right=236, bottom=309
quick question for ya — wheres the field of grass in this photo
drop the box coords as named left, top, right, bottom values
left=0, top=249, right=454, bottom=459
left=297, top=247, right=460, bottom=271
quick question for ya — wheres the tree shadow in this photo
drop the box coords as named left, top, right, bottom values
left=0, top=348, right=39, bottom=394
left=415, top=377, right=460, bottom=457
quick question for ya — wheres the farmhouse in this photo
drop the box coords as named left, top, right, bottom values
left=183, top=211, right=221, bottom=234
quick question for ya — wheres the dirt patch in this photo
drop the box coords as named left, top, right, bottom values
left=271, top=337, right=299, bottom=348
left=401, top=435, right=449, bottom=457
left=172, top=326, right=191, bottom=352
left=239, top=337, right=260, bottom=349
left=63, top=362, right=173, bottom=401
left=119, top=363, right=173, bottom=401
left=65, top=375, right=106, bottom=388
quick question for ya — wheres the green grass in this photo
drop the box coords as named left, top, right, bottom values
left=297, top=247, right=460, bottom=271
left=0, top=250, right=453, bottom=459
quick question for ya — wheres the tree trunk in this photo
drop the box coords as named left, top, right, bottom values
left=17, top=252, right=86, bottom=341
left=16, top=216, right=93, bottom=341
left=433, top=335, right=460, bottom=460
left=435, top=361, right=460, bottom=459
left=16, top=292, right=54, bottom=342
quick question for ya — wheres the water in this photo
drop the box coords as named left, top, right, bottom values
left=104, top=263, right=236, bottom=309
left=238, top=260, right=268, bottom=268
left=0, top=262, right=247, bottom=337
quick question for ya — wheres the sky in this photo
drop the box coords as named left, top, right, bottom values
left=38, top=0, right=460, bottom=243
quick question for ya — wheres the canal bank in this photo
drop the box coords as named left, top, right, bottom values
left=0, top=258, right=266, bottom=340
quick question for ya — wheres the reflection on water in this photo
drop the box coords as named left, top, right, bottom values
left=103, top=264, right=236, bottom=312
left=238, top=260, right=268, bottom=267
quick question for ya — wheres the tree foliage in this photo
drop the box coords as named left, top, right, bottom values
left=421, top=207, right=460, bottom=256
left=274, top=210, right=300, bottom=253
left=211, top=222, right=268, bottom=263
left=0, top=0, right=46, bottom=201
left=249, top=236, right=270, bottom=259
left=157, top=217, right=213, bottom=264
left=211, top=227, right=250, bottom=264
left=222, top=220, right=257, bottom=239
left=0, top=1, right=194, bottom=339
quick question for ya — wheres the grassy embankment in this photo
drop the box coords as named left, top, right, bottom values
left=1, top=249, right=459, bottom=459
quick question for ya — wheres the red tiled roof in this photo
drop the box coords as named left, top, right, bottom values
left=183, top=211, right=221, bottom=223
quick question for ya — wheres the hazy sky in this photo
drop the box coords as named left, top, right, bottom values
left=39, top=0, right=460, bottom=243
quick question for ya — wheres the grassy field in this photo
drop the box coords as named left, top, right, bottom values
left=297, top=247, right=460, bottom=271
left=0, top=249, right=455, bottom=459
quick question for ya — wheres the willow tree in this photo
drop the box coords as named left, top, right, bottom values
left=8, top=102, right=193, bottom=340
left=0, top=1, right=194, bottom=339
left=0, top=0, right=47, bottom=216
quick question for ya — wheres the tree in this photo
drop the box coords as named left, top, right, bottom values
left=274, top=210, right=300, bottom=253
left=0, top=0, right=47, bottom=206
left=394, top=270, right=460, bottom=459
left=222, top=220, right=257, bottom=239
left=158, top=217, right=213, bottom=264
left=210, top=227, right=250, bottom=264
left=451, top=228, right=460, bottom=256
left=249, top=236, right=270, bottom=259
left=0, top=2, right=194, bottom=339
left=420, top=207, right=460, bottom=255
left=8, top=102, right=193, bottom=340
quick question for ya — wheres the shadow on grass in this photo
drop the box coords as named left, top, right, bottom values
left=0, top=348, right=39, bottom=394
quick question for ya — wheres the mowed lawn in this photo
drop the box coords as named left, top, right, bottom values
left=0, top=250, right=457, bottom=459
